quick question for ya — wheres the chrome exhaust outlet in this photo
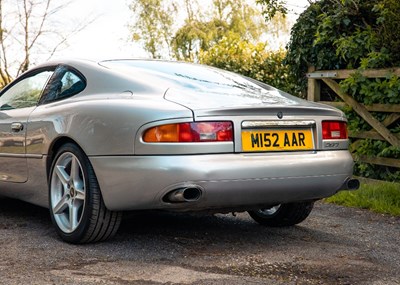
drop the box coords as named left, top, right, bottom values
left=346, top=178, right=360, bottom=190
left=164, top=187, right=202, bottom=203
left=341, top=178, right=360, bottom=190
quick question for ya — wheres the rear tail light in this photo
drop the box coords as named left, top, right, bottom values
left=322, top=121, right=348, bottom=140
left=143, top=122, right=233, bottom=142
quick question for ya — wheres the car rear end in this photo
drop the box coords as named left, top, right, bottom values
left=92, top=60, right=357, bottom=212
left=131, top=103, right=356, bottom=209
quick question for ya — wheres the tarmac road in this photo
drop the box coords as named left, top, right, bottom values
left=0, top=198, right=399, bottom=285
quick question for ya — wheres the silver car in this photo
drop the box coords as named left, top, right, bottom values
left=0, top=59, right=358, bottom=243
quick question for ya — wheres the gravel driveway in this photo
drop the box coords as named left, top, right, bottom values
left=0, top=198, right=399, bottom=284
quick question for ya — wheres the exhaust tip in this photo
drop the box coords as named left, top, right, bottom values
left=347, top=178, right=360, bottom=190
left=181, top=187, right=202, bottom=201
left=163, top=187, right=202, bottom=203
left=340, top=178, right=360, bottom=191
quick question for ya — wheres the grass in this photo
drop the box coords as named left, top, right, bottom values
left=324, top=180, right=400, bottom=216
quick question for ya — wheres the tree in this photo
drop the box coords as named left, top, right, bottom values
left=171, top=0, right=269, bottom=61
left=256, top=0, right=288, bottom=20
left=285, top=0, right=400, bottom=94
left=0, top=0, right=91, bottom=87
left=285, top=0, right=400, bottom=181
left=129, top=0, right=177, bottom=59
left=199, top=33, right=296, bottom=94
left=256, top=0, right=315, bottom=20
left=129, top=0, right=295, bottom=94
left=129, top=0, right=272, bottom=61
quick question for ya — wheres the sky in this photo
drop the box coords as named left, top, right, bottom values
left=53, top=0, right=140, bottom=59
left=54, top=0, right=310, bottom=60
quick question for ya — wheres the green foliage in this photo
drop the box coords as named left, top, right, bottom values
left=286, top=0, right=400, bottom=90
left=325, top=181, right=400, bottom=216
left=256, top=0, right=288, bottom=21
left=171, top=0, right=267, bottom=61
left=199, top=33, right=297, bottom=94
left=352, top=139, right=400, bottom=181
left=129, top=0, right=177, bottom=58
left=286, top=0, right=400, bottom=181
left=172, top=19, right=228, bottom=61
left=339, top=66, right=400, bottom=182
left=285, top=0, right=344, bottom=93
left=129, top=0, right=297, bottom=94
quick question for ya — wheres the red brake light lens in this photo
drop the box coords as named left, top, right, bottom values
left=143, top=122, right=233, bottom=142
left=322, top=121, right=348, bottom=140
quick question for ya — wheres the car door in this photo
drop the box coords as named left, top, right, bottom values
left=0, top=68, right=54, bottom=182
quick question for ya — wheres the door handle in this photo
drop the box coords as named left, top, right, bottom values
left=11, top=122, right=24, bottom=132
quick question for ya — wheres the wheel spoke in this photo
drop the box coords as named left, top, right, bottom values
left=70, top=156, right=81, bottom=183
left=55, top=165, right=70, bottom=186
left=75, top=188, right=85, bottom=201
left=69, top=200, right=80, bottom=231
left=71, top=156, right=85, bottom=192
left=53, top=193, right=70, bottom=215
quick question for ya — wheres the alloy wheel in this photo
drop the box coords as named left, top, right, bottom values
left=50, top=152, right=86, bottom=234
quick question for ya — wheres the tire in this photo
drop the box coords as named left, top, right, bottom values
left=49, top=143, right=122, bottom=243
left=248, top=201, right=314, bottom=227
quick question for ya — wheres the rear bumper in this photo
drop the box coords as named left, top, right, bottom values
left=89, top=150, right=355, bottom=211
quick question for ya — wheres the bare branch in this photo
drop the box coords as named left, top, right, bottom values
left=0, top=0, right=93, bottom=79
left=0, top=0, right=11, bottom=85
left=47, top=16, right=97, bottom=60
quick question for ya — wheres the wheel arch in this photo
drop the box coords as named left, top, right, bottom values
left=46, top=136, right=86, bottom=179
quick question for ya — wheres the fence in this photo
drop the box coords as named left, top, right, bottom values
left=306, top=66, right=400, bottom=171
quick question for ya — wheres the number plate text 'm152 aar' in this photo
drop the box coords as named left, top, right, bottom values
left=241, top=129, right=314, bottom=152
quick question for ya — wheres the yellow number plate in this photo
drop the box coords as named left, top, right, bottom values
left=241, top=129, right=314, bottom=152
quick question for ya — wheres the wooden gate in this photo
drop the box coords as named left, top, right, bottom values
left=307, top=67, right=400, bottom=172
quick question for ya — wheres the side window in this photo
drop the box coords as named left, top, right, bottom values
left=0, top=70, right=53, bottom=110
left=43, top=66, right=86, bottom=103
